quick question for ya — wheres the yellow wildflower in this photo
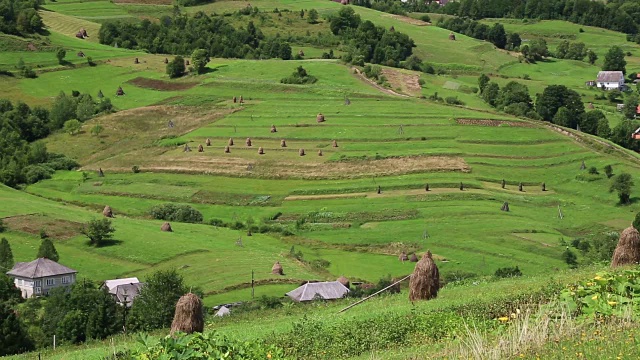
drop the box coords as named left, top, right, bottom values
left=594, top=275, right=603, bottom=280
left=267, top=353, right=272, bottom=359
left=608, top=301, right=617, bottom=306
left=592, top=295, right=598, bottom=300
left=498, top=316, right=509, bottom=322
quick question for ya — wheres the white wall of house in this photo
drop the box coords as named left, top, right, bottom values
left=13, top=273, right=76, bottom=298
left=597, top=80, right=624, bottom=90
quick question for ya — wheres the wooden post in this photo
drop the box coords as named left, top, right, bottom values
left=338, top=274, right=411, bottom=314
left=251, top=270, right=255, bottom=299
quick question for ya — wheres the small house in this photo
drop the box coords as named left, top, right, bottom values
left=286, top=281, right=350, bottom=302
left=585, top=80, right=596, bottom=87
left=596, top=71, right=625, bottom=90
left=6, top=258, right=77, bottom=298
left=102, top=277, right=143, bottom=306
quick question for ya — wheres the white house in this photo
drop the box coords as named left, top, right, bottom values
left=596, top=71, right=625, bottom=90
left=102, top=277, right=143, bottom=306
left=6, top=258, right=77, bottom=298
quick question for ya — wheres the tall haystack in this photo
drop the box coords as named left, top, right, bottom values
left=77, top=51, right=85, bottom=58
left=377, top=185, right=381, bottom=194
left=164, top=58, right=169, bottom=64
left=228, top=138, right=234, bottom=146
left=389, top=26, right=395, bottom=32
left=281, top=139, right=287, bottom=147
left=501, top=202, right=509, bottom=212
left=98, top=168, right=104, bottom=177
left=399, top=251, right=409, bottom=262
left=233, top=96, right=237, bottom=103
left=239, top=96, right=244, bottom=104
left=170, top=293, right=204, bottom=335
left=205, top=138, right=211, bottom=146
left=410, top=253, right=419, bottom=262
left=501, top=179, right=506, bottom=189
left=298, top=50, right=305, bottom=57
left=299, top=148, right=305, bottom=156
left=272, top=261, right=283, bottom=275
left=103, top=205, right=114, bottom=218
left=425, top=183, right=430, bottom=192
left=134, top=57, right=139, bottom=64
left=318, top=150, right=323, bottom=156
left=459, top=182, right=464, bottom=191
left=81, top=29, right=88, bottom=37
left=224, top=146, right=230, bottom=153
left=409, top=250, right=440, bottom=302
left=116, top=86, right=125, bottom=96
left=449, top=32, right=456, bottom=41
left=198, top=144, right=204, bottom=152
left=271, top=125, right=277, bottom=133
left=161, top=222, right=173, bottom=232
left=542, top=182, right=546, bottom=191
left=332, top=140, right=338, bottom=148
left=246, top=138, right=252, bottom=147
left=611, top=226, right=640, bottom=267
left=337, top=276, right=350, bottom=288
left=518, top=182, right=523, bottom=192
left=185, top=60, right=190, bottom=66
left=587, top=102, right=594, bottom=109
left=183, top=144, right=191, bottom=152
left=258, top=146, right=264, bottom=155
left=317, top=113, right=325, bottom=123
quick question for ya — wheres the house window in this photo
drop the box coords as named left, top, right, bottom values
left=46, top=278, right=55, bottom=286
left=35, top=280, right=41, bottom=287
left=62, top=276, right=70, bottom=284
left=35, top=287, right=41, bottom=294
left=18, top=279, right=23, bottom=286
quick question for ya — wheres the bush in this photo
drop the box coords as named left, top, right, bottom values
left=131, top=165, right=140, bottom=173
left=588, top=166, right=599, bottom=175
left=149, top=203, right=203, bottom=223
left=23, top=165, right=54, bottom=184
left=420, top=14, right=431, bottom=23
left=494, top=266, right=522, bottom=278
left=418, top=78, right=425, bottom=86
left=445, top=96, right=464, bottom=105
left=280, top=66, right=317, bottom=84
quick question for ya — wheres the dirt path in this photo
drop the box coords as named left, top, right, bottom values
left=352, top=67, right=409, bottom=98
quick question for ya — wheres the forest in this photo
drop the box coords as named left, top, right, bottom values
left=0, top=0, right=43, bottom=35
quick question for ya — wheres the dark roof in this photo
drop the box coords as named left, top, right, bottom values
left=286, top=281, right=350, bottom=302
left=596, top=71, right=624, bottom=83
left=113, top=283, right=144, bottom=306
left=6, top=258, right=77, bottom=278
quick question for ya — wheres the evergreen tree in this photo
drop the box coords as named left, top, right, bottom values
left=307, top=9, right=319, bottom=24
left=587, top=49, right=598, bottom=65
left=487, top=23, right=507, bottom=49
left=552, top=106, right=575, bottom=128
left=0, top=275, right=21, bottom=303
left=0, top=303, right=34, bottom=356
left=478, top=73, right=490, bottom=93
left=36, top=238, right=59, bottom=262
left=127, top=269, right=187, bottom=331
left=562, top=248, right=578, bottom=268
left=603, top=46, right=627, bottom=74
left=0, top=237, right=14, bottom=272
left=610, top=172, right=634, bottom=205
left=482, top=82, right=500, bottom=107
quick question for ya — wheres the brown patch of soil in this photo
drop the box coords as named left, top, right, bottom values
left=385, top=14, right=430, bottom=26
left=456, top=118, right=534, bottom=127
left=2, top=214, right=82, bottom=240
left=127, top=77, right=197, bottom=91
left=352, top=68, right=408, bottom=97
left=381, top=68, right=421, bottom=96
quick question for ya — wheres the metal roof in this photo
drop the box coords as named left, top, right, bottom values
left=286, top=281, right=350, bottom=302
left=596, top=71, right=624, bottom=83
left=6, top=258, right=77, bottom=279
left=103, top=278, right=140, bottom=293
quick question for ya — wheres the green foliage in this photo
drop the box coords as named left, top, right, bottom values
left=580, top=110, right=605, bottom=135
left=587, top=49, right=598, bottom=65
left=135, top=331, right=287, bottom=360
left=280, top=66, right=318, bottom=85
left=63, top=119, right=81, bottom=135
left=624, top=94, right=639, bottom=119
left=127, top=269, right=188, bottom=332
left=56, top=48, right=66, bottom=65
left=588, top=166, right=599, bottom=175
left=329, top=7, right=361, bottom=35
left=604, top=165, right=614, bottom=179
left=0, top=237, right=14, bottom=272
left=0, top=302, right=34, bottom=356
left=494, top=266, right=522, bottom=278
left=535, top=85, right=584, bottom=122
left=482, top=82, right=500, bottom=106
left=149, top=203, right=203, bottom=223
left=81, top=218, right=116, bottom=246
left=0, top=219, right=4, bottom=232
left=496, top=81, right=532, bottom=111
left=487, top=23, right=507, bottom=49
left=555, top=40, right=587, bottom=61
left=610, top=172, right=634, bottom=205
left=521, top=39, right=549, bottom=62
left=36, top=238, right=59, bottom=262
left=167, top=56, right=186, bottom=79
left=607, top=89, right=622, bottom=103
left=552, top=107, right=574, bottom=128
left=562, top=248, right=578, bottom=268
left=603, top=46, right=627, bottom=74
left=478, top=73, right=490, bottom=93
left=191, top=49, right=210, bottom=75
left=596, top=117, right=612, bottom=138
left=91, top=124, right=104, bottom=137
left=307, top=9, right=319, bottom=24
left=0, top=0, right=43, bottom=35
left=0, top=274, right=21, bottom=303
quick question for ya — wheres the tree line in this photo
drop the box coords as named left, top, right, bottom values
left=0, top=0, right=43, bottom=36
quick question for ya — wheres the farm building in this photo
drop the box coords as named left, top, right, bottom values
left=102, top=277, right=144, bottom=306
left=215, top=306, right=231, bottom=317
left=286, top=281, right=350, bottom=302
left=6, top=258, right=77, bottom=298
left=596, top=71, right=625, bottom=90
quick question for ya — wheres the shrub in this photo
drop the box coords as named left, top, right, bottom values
left=149, top=203, right=203, bottom=223
left=280, top=66, right=317, bottom=84
left=588, top=166, right=599, bottom=175
left=418, top=78, right=425, bottom=86
left=420, top=14, right=431, bottom=23
left=23, top=164, right=54, bottom=184
left=131, top=165, right=140, bottom=173
left=604, top=164, right=613, bottom=178
left=494, top=266, right=522, bottom=278
left=445, top=96, right=464, bottom=105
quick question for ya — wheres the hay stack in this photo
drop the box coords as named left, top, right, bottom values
left=299, top=148, right=305, bottom=156
left=410, top=253, right=419, bottom=262
left=247, top=230, right=252, bottom=236
left=134, top=57, right=139, bottom=64
left=198, top=144, right=204, bottom=152
left=409, top=250, right=440, bottom=302
left=501, top=179, right=506, bottom=189
left=281, top=139, right=287, bottom=147
left=425, top=183, right=430, bottom=192
left=271, top=125, right=277, bottom=133
left=611, top=226, right=640, bottom=267
left=316, top=113, right=325, bottom=123
left=98, top=168, right=104, bottom=177
left=233, top=96, right=237, bottom=103
left=77, top=51, right=85, bottom=58
left=587, top=102, right=594, bottom=109
left=390, top=26, right=395, bottom=32
left=459, top=182, right=464, bottom=191
left=399, top=251, right=409, bottom=262
left=298, top=50, right=305, bottom=57
left=170, top=293, right=204, bottom=335
left=318, top=150, right=323, bottom=156
left=116, top=86, right=125, bottom=96
left=542, top=182, right=546, bottom=191
left=185, top=60, right=190, bottom=66
left=518, top=182, right=523, bottom=192
left=377, top=185, right=381, bottom=194
left=337, top=276, right=350, bottom=288
left=246, top=138, right=252, bottom=147
left=501, top=202, right=509, bottom=212
left=239, top=96, right=244, bottom=104
left=345, top=97, right=351, bottom=105
left=228, top=138, right=234, bottom=146
left=103, top=205, right=114, bottom=218
left=580, top=160, right=586, bottom=170
left=224, top=146, right=230, bottom=153
left=258, top=146, right=264, bottom=155
left=183, top=144, right=191, bottom=152
left=205, top=138, right=211, bottom=146
left=332, top=140, right=338, bottom=148
left=272, top=261, right=283, bottom=275
left=164, top=58, right=168, bottom=64
left=161, top=222, right=173, bottom=232
left=449, top=32, right=456, bottom=41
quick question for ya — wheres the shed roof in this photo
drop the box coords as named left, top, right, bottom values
left=103, top=277, right=140, bottom=293
left=286, top=281, right=350, bottom=302
left=6, top=258, right=77, bottom=279
left=113, top=283, right=144, bottom=306
left=215, top=306, right=231, bottom=317
left=597, top=71, right=624, bottom=83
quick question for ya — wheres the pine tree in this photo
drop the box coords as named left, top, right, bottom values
left=0, top=238, right=14, bottom=272
left=36, top=238, right=59, bottom=262
left=0, top=303, right=34, bottom=356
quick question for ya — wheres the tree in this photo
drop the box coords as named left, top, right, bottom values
left=126, top=269, right=188, bottom=331
left=562, top=248, right=578, bottom=269
left=329, top=7, right=361, bottom=35
left=300, top=9, right=304, bottom=18
left=50, top=92, right=78, bottom=129
left=596, top=118, right=611, bottom=138
left=496, top=81, right=531, bottom=110
left=506, top=32, right=521, bottom=49
left=610, top=172, right=634, bottom=205
left=604, top=164, right=613, bottom=179
left=555, top=40, right=569, bottom=59
left=0, top=219, right=5, bottom=232
left=587, top=49, right=598, bottom=65
left=0, top=238, right=14, bottom=272
left=482, top=82, right=500, bottom=107
left=190, top=49, right=209, bottom=75
left=552, top=106, right=575, bottom=128
left=81, top=218, right=115, bottom=247
left=166, top=56, right=185, bottom=78
left=307, top=9, right=319, bottom=24
left=608, top=89, right=622, bottom=103
left=63, top=119, right=81, bottom=135
left=603, top=46, right=627, bottom=74
left=580, top=110, right=605, bottom=135
left=37, top=238, right=59, bottom=262
left=487, top=23, right=507, bottom=49
left=536, top=85, right=584, bottom=121
left=56, top=48, right=66, bottom=65
left=522, top=39, right=548, bottom=62
left=90, top=124, right=104, bottom=137
left=624, top=94, right=639, bottom=119
left=75, top=95, right=95, bottom=121
left=0, top=274, right=21, bottom=303
left=478, top=73, right=490, bottom=93
left=0, top=303, right=34, bottom=356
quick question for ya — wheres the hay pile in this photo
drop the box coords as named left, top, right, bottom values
left=271, top=125, right=277, bottom=133
left=170, top=293, right=204, bottom=335
left=116, top=87, right=125, bottom=96
left=317, top=113, right=325, bottom=123
left=377, top=185, right=381, bottom=194
left=103, top=205, right=114, bottom=218
left=164, top=58, right=168, bottom=64
left=332, top=140, right=338, bottom=148
left=205, top=138, right=211, bottom=146
left=258, top=147, right=264, bottom=155
left=185, top=59, right=190, bottom=66
left=233, top=96, right=237, bottom=103
left=398, top=251, right=408, bottom=262
left=281, top=139, right=287, bottom=147
left=542, top=182, right=546, bottom=191
left=459, top=182, right=464, bottom=191
left=77, top=51, right=85, bottom=58
left=449, top=32, right=456, bottom=40
left=299, top=148, right=305, bottom=156
left=518, top=182, right=523, bottom=192
left=501, top=202, right=509, bottom=212
left=246, top=138, right=252, bottom=147
left=501, top=179, right=506, bottom=189
left=161, top=222, right=173, bottom=232
left=345, top=97, right=351, bottom=105
left=239, top=96, right=244, bottom=104
left=410, top=253, right=418, bottom=262
left=183, top=144, right=191, bottom=152
left=224, top=146, right=230, bottom=153
left=198, top=144, right=204, bottom=152
left=409, top=250, right=440, bottom=301
left=98, top=168, right=104, bottom=177
left=318, top=150, right=323, bottom=156
left=228, top=138, right=234, bottom=146
left=580, top=160, right=586, bottom=170
left=611, top=226, right=640, bottom=267
left=425, top=183, right=430, bottom=192
left=587, top=102, right=594, bottom=109
left=337, top=276, right=350, bottom=288
left=134, top=57, right=139, bottom=64
left=272, top=261, right=283, bottom=275
left=389, top=26, right=395, bottom=32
